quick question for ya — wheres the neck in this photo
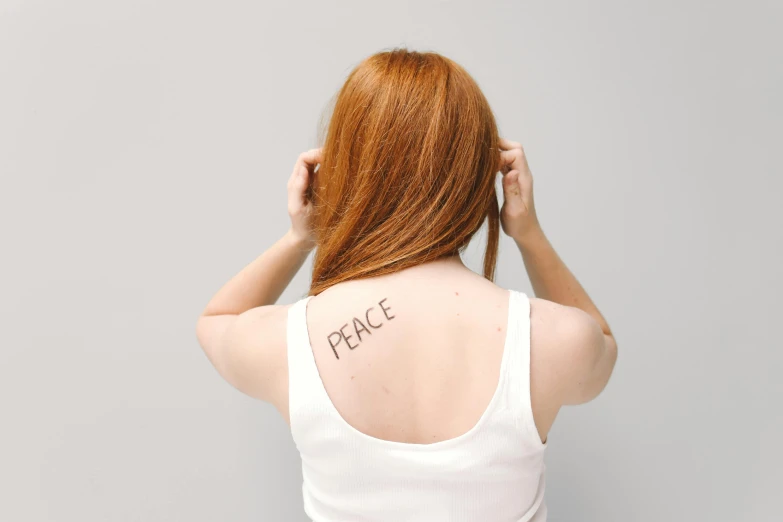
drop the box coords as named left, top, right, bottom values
left=428, top=253, right=467, bottom=270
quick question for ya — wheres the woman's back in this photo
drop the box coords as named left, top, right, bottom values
left=288, top=255, right=547, bottom=521
left=299, top=255, right=543, bottom=445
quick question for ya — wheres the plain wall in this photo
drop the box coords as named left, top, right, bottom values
left=1, top=0, right=780, bottom=520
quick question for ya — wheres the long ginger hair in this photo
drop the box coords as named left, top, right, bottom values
left=309, top=48, right=501, bottom=296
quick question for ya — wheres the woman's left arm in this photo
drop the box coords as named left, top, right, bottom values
left=195, top=148, right=322, bottom=401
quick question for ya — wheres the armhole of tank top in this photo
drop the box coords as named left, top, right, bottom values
left=514, top=290, right=547, bottom=449
left=286, top=294, right=316, bottom=424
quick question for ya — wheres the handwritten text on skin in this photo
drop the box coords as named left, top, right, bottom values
left=326, top=298, right=395, bottom=359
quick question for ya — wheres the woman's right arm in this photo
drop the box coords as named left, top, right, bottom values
left=499, top=138, right=618, bottom=405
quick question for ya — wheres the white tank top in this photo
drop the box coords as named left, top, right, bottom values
left=286, top=289, right=547, bottom=522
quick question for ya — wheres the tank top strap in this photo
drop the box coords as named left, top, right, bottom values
left=503, top=289, right=547, bottom=449
left=286, top=294, right=329, bottom=419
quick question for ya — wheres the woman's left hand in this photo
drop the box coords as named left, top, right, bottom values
left=286, top=147, right=323, bottom=250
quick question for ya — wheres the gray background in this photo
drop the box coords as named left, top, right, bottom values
left=1, top=0, right=780, bottom=520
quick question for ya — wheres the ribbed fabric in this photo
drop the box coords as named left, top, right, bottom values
left=287, top=289, right=547, bottom=522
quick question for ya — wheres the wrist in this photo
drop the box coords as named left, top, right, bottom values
left=285, top=227, right=315, bottom=252
left=512, top=224, right=546, bottom=250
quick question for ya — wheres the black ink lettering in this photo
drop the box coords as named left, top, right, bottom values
left=379, top=298, right=395, bottom=320
left=352, top=317, right=371, bottom=342
left=340, top=323, right=358, bottom=349
left=365, top=307, right=383, bottom=329
left=327, top=332, right=342, bottom=360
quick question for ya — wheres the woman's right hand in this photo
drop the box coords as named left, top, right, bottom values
left=499, top=138, right=541, bottom=243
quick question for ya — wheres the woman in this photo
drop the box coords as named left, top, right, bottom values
left=196, top=48, right=617, bottom=522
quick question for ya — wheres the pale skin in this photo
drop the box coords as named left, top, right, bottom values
left=196, top=141, right=617, bottom=442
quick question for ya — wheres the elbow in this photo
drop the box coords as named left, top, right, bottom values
left=573, top=333, right=619, bottom=405
left=593, top=334, right=619, bottom=399
left=606, top=334, right=619, bottom=373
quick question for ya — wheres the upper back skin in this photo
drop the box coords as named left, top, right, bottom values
left=272, top=255, right=562, bottom=446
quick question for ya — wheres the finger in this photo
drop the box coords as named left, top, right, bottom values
left=299, top=148, right=324, bottom=171
left=297, top=163, right=309, bottom=185
left=502, top=170, right=521, bottom=196
left=501, top=170, right=527, bottom=216
left=499, top=138, right=522, bottom=151
left=287, top=156, right=305, bottom=188
left=288, top=164, right=310, bottom=209
left=288, top=147, right=321, bottom=194
left=499, top=149, right=523, bottom=172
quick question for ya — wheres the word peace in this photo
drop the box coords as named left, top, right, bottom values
left=326, top=298, right=395, bottom=360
